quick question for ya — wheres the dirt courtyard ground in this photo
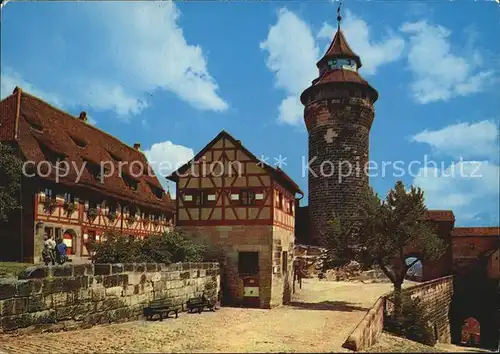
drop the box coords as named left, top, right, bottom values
left=0, top=279, right=407, bottom=353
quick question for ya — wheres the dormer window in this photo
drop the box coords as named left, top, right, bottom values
left=149, top=184, right=163, bottom=199
left=107, top=150, right=122, bottom=162
left=70, top=135, right=87, bottom=148
left=123, top=175, right=138, bottom=191
left=29, top=122, right=44, bottom=132
left=39, top=144, right=65, bottom=166
left=23, top=114, right=44, bottom=132
left=84, top=159, right=104, bottom=183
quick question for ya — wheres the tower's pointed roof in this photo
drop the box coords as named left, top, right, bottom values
left=317, top=29, right=362, bottom=69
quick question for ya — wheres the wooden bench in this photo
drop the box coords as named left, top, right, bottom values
left=186, top=296, right=216, bottom=314
left=143, top=298, right=180, bottom=321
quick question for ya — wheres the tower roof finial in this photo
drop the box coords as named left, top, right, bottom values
left=337, top=1, right=342, bottom=31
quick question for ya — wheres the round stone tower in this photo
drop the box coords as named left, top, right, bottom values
left=300, top=14, right=378, bottom=245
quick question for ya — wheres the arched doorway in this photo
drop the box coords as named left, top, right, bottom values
left=461, top=317, right=480, bottom=346
left=63, top=229, right=77, bottom=255
left=405, top=256, right=423, bottom=281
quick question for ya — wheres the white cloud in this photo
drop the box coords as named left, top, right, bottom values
left=261, top=8, right=404, bottom=125
left=1, top=67, right=140, bottom=119
left=413, top=160, right=500, bottom=225
left=1, top=67, right=64, bottom=107
left=94, top=1, right=227, bottom=112
left=317, top=10, right=405, bottom=76
left=144, top=141, right=195, bottom=196
left=278, top=96, right=304, bottom=126
left=79, top=81, right=148, bottom=118
left=411, top=120, right=499, bottom=160
left=2, top=2, right=227, bottom=119
left=260, top=8, right=319, bottom=126
left=400, top=21, right=495, bottom=104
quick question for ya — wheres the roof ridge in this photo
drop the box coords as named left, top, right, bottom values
left=168, top=129, right=302, bottom=194
left=18, top=88, right=144, bottom=155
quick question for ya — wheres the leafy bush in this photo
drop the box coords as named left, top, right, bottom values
left=93, top=230, right=206, bottom=264
left=385, top=292, right=437, bottom=346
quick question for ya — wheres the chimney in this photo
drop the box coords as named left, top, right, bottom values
left=79, top=111, right=88, bottom=122
left=133, top=143, right=141, bottom=150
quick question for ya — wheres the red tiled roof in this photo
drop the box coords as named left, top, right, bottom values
left=167, top=130, right=303, bottom=195
left=0, top=87, right=174, bottom=213
left=0, top=92, right=19, bottom=141
left=425, top=210, right=455, bottom=222
left=317, top=30, right=362, bottom=68
left=312, top=69, right=369, bottom=86
left=451, top=227, right=500, bottom=237
left=300, top=69, right=379, bottom=104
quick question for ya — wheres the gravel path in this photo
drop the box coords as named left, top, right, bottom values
left=0, top=279, right=401, bottom=353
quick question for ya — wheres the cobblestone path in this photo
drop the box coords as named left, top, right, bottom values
left=0, top=279, right=400, bottom=353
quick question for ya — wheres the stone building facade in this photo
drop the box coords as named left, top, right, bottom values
left=0, top=87, right=175, bottom=263
left=167, top=131, right=302, bottom=308
left=300, top=27, right=378, bottom=244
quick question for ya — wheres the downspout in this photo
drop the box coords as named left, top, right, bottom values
left=19, top=162, right=24, bottom=262
left=14, top=87, right=24, bottom=262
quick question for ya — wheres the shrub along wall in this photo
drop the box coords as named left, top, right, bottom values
left=0, top=262, right=220, bottom=332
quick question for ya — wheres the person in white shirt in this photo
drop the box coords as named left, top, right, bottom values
left=43, top=235, right=56, bottom=265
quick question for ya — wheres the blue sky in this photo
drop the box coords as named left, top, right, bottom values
left=1, top=0, right=499, bottom=226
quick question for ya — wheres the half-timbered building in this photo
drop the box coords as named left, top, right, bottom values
left=0, top=87, right=175, bottom=263
left=167, top=130, right=303, bottom=308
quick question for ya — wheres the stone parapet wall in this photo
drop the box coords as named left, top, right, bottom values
left=0, top=262, right=220, bottom=333
left=386, top=276, right=454, bottom=344
left=342, top=276, right=454, bottom=351
left=343, top=297, right=385, bottom=351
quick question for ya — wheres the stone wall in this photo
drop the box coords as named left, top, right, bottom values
left=343, top=297, right=386, bottom=351
left=180, top=225, right=273, bottom=308
left=270, top=226, right=294, bottom=307
left=343, top=276, right=454, bottom=351
left=386, top=276, right=454, bottom=343
left=0, top=262, right=220, bottom=333
left=303, top=96, right=375, bottom=245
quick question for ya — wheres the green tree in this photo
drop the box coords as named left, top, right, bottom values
left=0, top=143, right=22, bottom=223
left=324, top=181, right=445, bottom=321
left=93, top=229, right=206, bottom=264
